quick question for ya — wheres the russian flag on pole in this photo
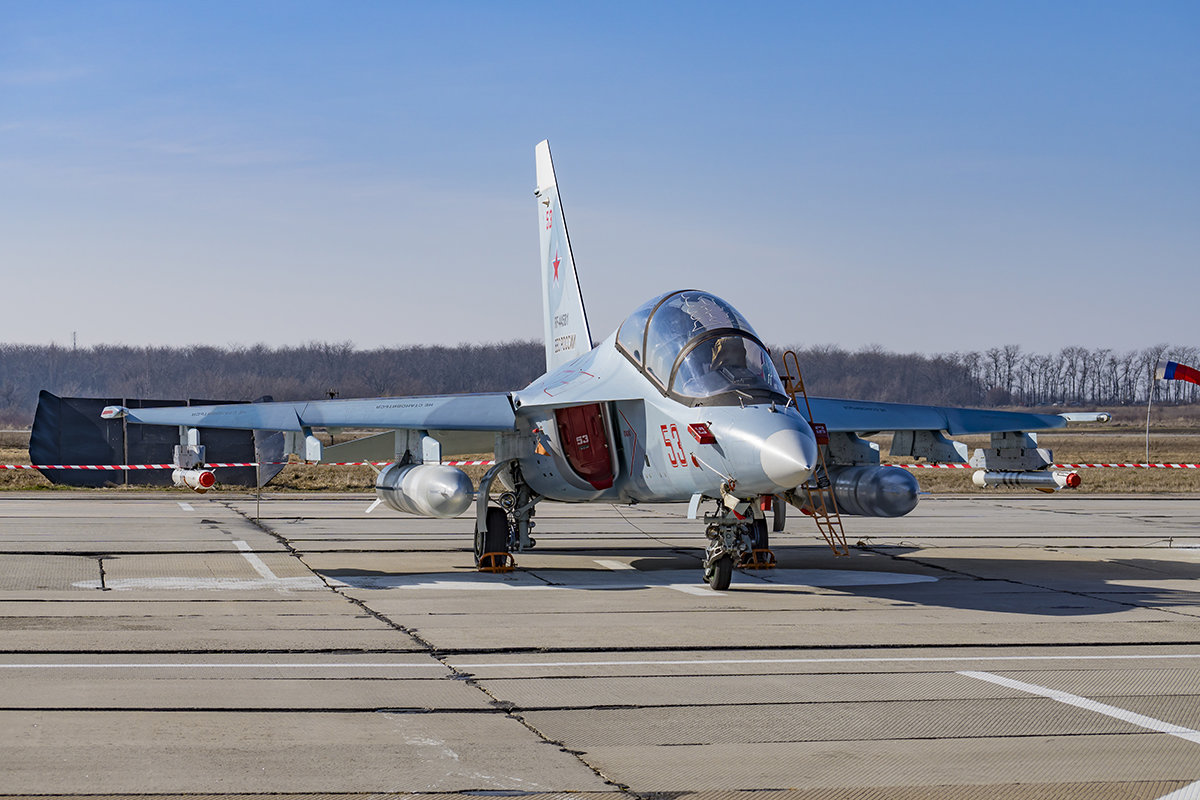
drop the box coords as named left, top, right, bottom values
left=1155, top=359, right=1200, bottom=387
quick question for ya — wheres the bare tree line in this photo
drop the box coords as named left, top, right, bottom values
left=0, top=341, right=544, bottom=427
left=962, top=343, right=1191, bottom=407
left=782, top=343, right=1195, bottom=407
left=0, top=340, right=1193, bottom=427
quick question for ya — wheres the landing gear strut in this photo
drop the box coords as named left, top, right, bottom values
left=701, top=494, right=777, bottom=589
left=474, top=460, right=540, bottom=572
left=702, top=501, right=752, bottom=591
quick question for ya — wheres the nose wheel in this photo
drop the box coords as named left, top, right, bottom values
left=704, top=554, right=733, bottom=590
left=702, top=496, right=777, bottom=589
left=702, top=513, right=749, bottom=591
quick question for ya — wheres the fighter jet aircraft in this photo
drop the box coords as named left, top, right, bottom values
left=102, top=140, right=1095, bottom=590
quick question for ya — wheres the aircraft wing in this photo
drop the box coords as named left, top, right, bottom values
left=805, top=396, right=1066, bottom=435
left=102, top=393, right=517, bottom=433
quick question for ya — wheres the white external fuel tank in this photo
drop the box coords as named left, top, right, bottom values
left=374, top=463, right=475, bottom=518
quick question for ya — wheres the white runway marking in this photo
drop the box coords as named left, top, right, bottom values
left=960, top=670, right=1200, bottom=745
left=72, top=577, right=326, bottom=591
left=234, top=540, right=278, bottom=580
left=668, top=584, right=723, bottom=597
left=0, top=662, right=444, bottom=670
left=73, top=542, right=320, bottom=591
left=1155, top=781, right=1200, bottom=800
left=177, top=502, right=194, bottom=511
left=594, top=559, right=636, bottom=570
left=13, top=653, right=1200, bottom=671
left=455, top=653, right=1200, bottom=669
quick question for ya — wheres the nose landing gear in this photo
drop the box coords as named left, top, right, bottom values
left=702, top=496, right=776, bottom=590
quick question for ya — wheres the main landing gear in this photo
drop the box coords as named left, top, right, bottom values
left=702, top=494, right=777, bottom=590
left=474, top=460, right=541, bottom=573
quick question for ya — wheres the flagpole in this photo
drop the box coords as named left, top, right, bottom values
left=1145, top=381, right=1153, bottom=464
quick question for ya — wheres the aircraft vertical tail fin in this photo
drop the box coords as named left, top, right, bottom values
left=536, top=140, right=592, bottom=371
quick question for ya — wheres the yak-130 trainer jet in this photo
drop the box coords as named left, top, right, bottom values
left=102, top=141, right=1105, bottom=590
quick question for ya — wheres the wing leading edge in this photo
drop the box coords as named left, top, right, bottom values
left=103, top=392, right=517, bottom=433
left=806, top=396, right=1066, bottom=435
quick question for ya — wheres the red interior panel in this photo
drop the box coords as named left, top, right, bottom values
left=554, top=403, right=615, bottom=490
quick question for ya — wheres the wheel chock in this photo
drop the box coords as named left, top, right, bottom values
left=477, top=552, right=516, bottom=573
left=739, top=548, right=777, bottom=569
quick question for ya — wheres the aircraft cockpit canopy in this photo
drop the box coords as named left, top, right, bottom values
left=616, top=290, right=788, bottom=406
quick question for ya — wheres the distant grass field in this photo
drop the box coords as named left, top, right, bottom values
left=2, top=416, right=1199, bottom=494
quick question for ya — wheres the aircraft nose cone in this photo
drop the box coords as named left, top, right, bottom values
left=760, top=428, right=816, bottom=490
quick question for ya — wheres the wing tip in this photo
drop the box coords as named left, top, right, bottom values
left=100, top=405, right=128, bottom=420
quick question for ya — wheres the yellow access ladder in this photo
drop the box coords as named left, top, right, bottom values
left=781, top=350, right=850, bottom=557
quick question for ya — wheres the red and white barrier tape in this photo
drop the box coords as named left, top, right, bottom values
left=888, top=463, right=1200, bottom=470
left=0, top=460, right=498, bottom=471
left=3, top=460, right=1199, bottom=472
left=887, top=463, right=975, bottom=469
left=1053, top=463, right=1200, bottom=469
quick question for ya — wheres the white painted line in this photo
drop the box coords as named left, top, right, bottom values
left=960, top=670, right=1200, bottom=745
left=668, top=584, right=724, bottom=597
left=233, top=540, right=278, bottom=581
left=447, top=653, right=1200, bottom=670
left=177, top=502, right=194, bottom=511
left=72, top=577, right=326, bottom=591
left=594, top=559, right=636, bottom=571
left=1155, top=780, right=1200, bottom=800
left=0, top=662, right=445, bottom=670
left=6, top=653, right=1200, bottom=672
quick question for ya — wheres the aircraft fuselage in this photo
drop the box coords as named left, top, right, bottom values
left=512, top=327, right=818, bottom=505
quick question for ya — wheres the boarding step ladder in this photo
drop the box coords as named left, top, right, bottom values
left=781, top=350, right=850, bottom=557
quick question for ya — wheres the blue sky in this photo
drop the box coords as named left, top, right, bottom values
left=2, top=1, right=1196, bottom=353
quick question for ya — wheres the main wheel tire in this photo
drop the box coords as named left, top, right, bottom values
left=752, top=518, right=769, bottom=551
left=705, top=554, right=733, bottom=590
left=478, top=507, right=509, bottom=563
left=474, top=525, right=486, bottom=561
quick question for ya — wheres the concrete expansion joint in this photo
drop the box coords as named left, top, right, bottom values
left=1011, top=578, right=1157, bottom=613
left=854, top=543, right=979, bottom=577
left=492, top=702, right=638, bottom=798
left=219, top=500, right=460, bottom=664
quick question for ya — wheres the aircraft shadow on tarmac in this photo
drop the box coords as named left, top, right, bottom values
left=811, top=547, right=1200, bottom=617
left=316, top=546, right=1200, bottom=617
